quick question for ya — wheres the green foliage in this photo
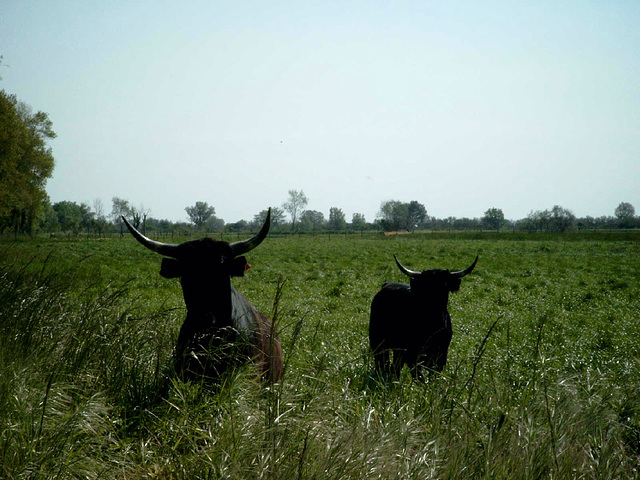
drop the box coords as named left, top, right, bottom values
left=483, top=207, right=505, bottom=231
left=328, top=207, right=346, bottom=230
left=300, top=209, right=325, bottom=232
left=615, top=202, right=637, bottom=228
left=282, top=190, right=308, bottom=230
left=523, top=205, right=577, bottom=233
left=185, top=201, right=216, bottom=229
left=0, top=91, right=56, bottom=234
left=378, top=200, right=427, bottom=232
left=0, top=235, right=639, bottom=478
left=352, top=212, right=367, bottom=230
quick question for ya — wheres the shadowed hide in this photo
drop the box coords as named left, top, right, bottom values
left=369, top=254, right=478, bottom=379
left=123, top=209, right=282, bottom=384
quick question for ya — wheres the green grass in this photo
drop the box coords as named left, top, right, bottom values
left=1, top=234, right=639, bottom=478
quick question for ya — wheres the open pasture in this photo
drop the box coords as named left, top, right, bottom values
left=1, top=233, right=639, bottom=479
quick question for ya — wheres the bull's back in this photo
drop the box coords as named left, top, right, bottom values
left=369, top=283, right=413, bottom=348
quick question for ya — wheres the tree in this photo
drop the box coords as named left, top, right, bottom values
left=378, top=200, right=407, bottom=231
left=548, top=205, right=575, bottom=233
left=185, top=201, right=215, bottom=229
left=522, top=209, right=551, bottom=232
left=300, top=210, right=325, bottom=232
left=483, top=207, right=505, bottom=232
left=92, top=198, right=108, bottom=235
left=378, top=200, right=426, bottom=231
left=39, top=195, right=59, bottom=232
left=53, top=201, right=83, bottom=234
left=282, top=190, right=308, bottom=231
left=131, top=204, right=151, bottom=230
left=615, top=202, right=635, bottom=228
left=205, top=215, right=225, bottom=232
left=351, top=213, right=366, bottom=230
left=328, top=207, right=346, bottom=231
left=0, top=91, right=56, bottom=234
left=254, top=207, right=285, bottom=231
left=111, top=197, right=132, bottom=223
left=79, top=202, right=94, bottom=233
left=226, top=220, right=248, bottom=233
left=407, top=201, right=427, bottom=230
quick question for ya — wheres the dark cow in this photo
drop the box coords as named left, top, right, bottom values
left=123, top=209, right=282, bottom=383
left=369, top=254, right=478, bottom=378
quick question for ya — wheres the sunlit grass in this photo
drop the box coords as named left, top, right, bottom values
left=1, top=234, right=639, bottom=478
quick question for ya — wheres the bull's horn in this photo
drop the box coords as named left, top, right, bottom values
left=122, top=216, right=180, bottom=258
left=229, top=208, right=271, bottom=257
left=394, top=254, right=421, bottom=279
left=451, top=256, right=479, bottom=278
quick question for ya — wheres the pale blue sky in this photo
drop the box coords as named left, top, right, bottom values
left=2, top=1, right=638, bottom=223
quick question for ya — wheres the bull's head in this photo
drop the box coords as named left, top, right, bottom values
left=394, top=254, right=478, bottom=294
left=122, top=209, right=269, bottom=271
left=122, top=209, right=271, bottom=310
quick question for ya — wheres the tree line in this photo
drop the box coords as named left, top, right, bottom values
left=19, top=193, right=638, bottom=237
left=1, top=86, right=638, bottom=236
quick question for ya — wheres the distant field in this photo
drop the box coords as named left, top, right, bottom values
left=1, top=233, right=639, bottom=478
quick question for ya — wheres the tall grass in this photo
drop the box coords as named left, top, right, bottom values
left=0, top=235, right=639, bottom=478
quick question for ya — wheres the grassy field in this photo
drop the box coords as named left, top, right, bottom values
left=1, top=232, right=639, bottom=479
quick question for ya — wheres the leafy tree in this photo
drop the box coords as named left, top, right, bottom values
left=185, top=201, right=215, bottom=229
left=254, top=207, right=285, bottom=230
left=615, top=202, right=635, bottom=228
left=204, top=215, right=225, bottom=233
left=378, top=200, right=407, bottom=231
left=549, top=205, right=575, bottom=233
left=79, top=202, right=94, bottom=233
left=53, top=201, right=84, bottom=234
left=522, top=209, right=551, bottom=232
left=300, top=210, right=325, bottom=232
left=407, top=201, right=427, bottom=230
left=378, top=200, right=426, bottom=231
left=351, top=213, right=366, bottom=230
left=483, top=207, right=505, bottom=231
left=111, top=197, right=132, bottom=223
left=282, top=190, right=308, bottom=230
left=226, top=220, right=248, bottom=233
left=328, top=207, right=346, bottom=230
left=0, top=91, right=56, bottom=234
left=39, top=195, right=59, bottom=232
left=92, top=198, right=108, bottom=235
left=130, top=204, right=151, bottom=230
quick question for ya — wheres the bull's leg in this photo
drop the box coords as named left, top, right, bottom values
left=374, top=349, right=390, bottom=375
left=406, top=353, right=424, bottom=380
left=391, top=350, right=406, bottom=379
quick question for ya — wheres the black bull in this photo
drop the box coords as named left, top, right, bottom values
left=123, top=210, right=282, bottom=383
left=369, top=254, right=478, bottom=378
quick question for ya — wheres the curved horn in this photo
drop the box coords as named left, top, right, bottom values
left=394, top=254, right=421, bottom=279
left=451, top=256, right=479, bottom=278
left=122, top=216, right=180, bottom=258
left=229, top=208, right=271, bottom=257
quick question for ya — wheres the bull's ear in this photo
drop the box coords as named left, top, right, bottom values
left=447, top=276, right=462, bottom=292
left=229, top=256, right=250, bottom=277
left=160, top=258, right=183, bottom=278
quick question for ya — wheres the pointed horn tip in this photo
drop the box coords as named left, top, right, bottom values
left=229, top=207, right=271, bottom=256
left=452, top=255, right=479, bottom=277
left=394, top=254, right=420, bottom=278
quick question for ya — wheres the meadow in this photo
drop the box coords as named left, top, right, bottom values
left=1, top=232, right=639, bottom=479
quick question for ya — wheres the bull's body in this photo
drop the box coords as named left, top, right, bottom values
left=174, top=277, right=281, bottom=382
left=369, top=256, right=477, bottom=379
left=124, top=211, right=282, bottom=384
